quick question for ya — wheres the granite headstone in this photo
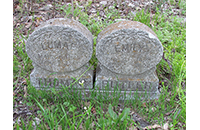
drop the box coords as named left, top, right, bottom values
left=95, top=20, right=163, bottom=99
left=26, top=18, right=93, bottom=90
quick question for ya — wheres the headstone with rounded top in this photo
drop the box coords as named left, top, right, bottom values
left=26, top=18, right=93, bottom=90
left=95, top=20, right=163, bottom=99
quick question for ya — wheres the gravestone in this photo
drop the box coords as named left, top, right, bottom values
left=26, top=18, right=93, bottom=90
left=95, top=20, right=163, bottom=99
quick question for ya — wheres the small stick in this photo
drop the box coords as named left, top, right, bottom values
left=31, top=0, right=34, bottom=13
left=71, top=0, right=74, bottom=18
left=150, top=2, right=151, bottom=25
left=53, top=0, right=56, bottom=18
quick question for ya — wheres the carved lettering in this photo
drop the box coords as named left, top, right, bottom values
left=41, top=39, right=75, bottom=50
left=122, top=44, right=129, bottom=52
left=54, top=39, right=61, bottom=48
left=41, top=42, right=48, bottom=50
left=129, top=43, right=135, bottom=52
left=36, top=78, right=82, bottom=88
left=114, top=42, right=150, bottom=53
left=35, top=31, right=82, bottom=51
left=115, top=44, right=121, bottom=52
left=100, top=80, right=156, bottom=92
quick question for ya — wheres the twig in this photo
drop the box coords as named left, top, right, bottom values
left=31, top=0, right=34, bottom=13
left=71, top=0, right=74, bottom=18
left=162, top=52, right=173, bottom=72
left=53, top=0, right=56, bottom=18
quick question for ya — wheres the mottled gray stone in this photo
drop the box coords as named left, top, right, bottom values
left=26, top=18, right=93, bottom=89
left=26, top=18, right=93, bottom=72
left=95, top=20, right=163, bottom=100
left=95, top=63, right=159, bottom=100
left=96, top=21, right=163, bottom=75
left=30, top=62, right=93, bottom=89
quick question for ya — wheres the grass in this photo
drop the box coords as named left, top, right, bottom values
left=13, top=0, right=186, bottom=129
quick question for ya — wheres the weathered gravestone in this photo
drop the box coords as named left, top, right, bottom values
left=95, top=20, right=163, bottom=99
left=26, top=18, right=93, bottom=90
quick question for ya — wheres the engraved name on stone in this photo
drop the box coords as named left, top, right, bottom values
left=99, top=80, right=158, bottom=92
left=95, top=20, right=163, bottom=99
left=36, top=78, right=89, bottom=89
left=26, top=18, right=94, bottom=89
left=96, top=21, right=163, bottom=75
left=26, top=18, right=93, bottom=72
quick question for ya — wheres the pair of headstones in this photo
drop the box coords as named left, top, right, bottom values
left=26, top=18, right=163, bottom=99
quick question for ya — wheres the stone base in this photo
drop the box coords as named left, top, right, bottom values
left=94, top=90, right=160, bottom=100
left=30, top=62, right=93, bottom=90
left=95, top=63, right=160, bottom=100
left=59, top=89, right=93, bottom=100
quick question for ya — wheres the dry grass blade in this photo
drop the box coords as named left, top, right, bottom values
left=143, top=124, right=162, bottom=130
left=24, top=85, right=27, bottom=98
left=71, top=0, right=74, bottom=17
left=162, top=52, right=173, bottom=72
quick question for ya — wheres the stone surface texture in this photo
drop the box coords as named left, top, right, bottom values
left=96, top=20, right=163, bottom=75
left=30, top=63, right=93, bottom=89
left=95, top=63, right=159, bottom=100
left=95, top=20, right=163, bottom=99
left=26, top=18, right=93, bottom=72
left=26, top=18, right=93, bottom=89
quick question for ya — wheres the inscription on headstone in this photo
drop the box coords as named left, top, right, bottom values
left=26, top=18, right=93, bottom=89
left=95, top=20, right=163, bottom=99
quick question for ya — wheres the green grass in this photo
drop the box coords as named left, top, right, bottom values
left=13, top=0, right=186, bottom=129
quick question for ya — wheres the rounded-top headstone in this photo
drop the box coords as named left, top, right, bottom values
left=96, top=20, right=163, bottom=75
left=26, top=18, right=93, bottom=72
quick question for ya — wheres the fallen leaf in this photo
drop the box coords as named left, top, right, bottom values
left=136, top=6, right=140, bottom=10
left=163, top=122, right=169, bottom=130
left=17, top=117, right=21, bottom=124
left=78, top=122, right=83, bottom=129
left=15, top=5, right=21, bottom=11
left=16, top=23, right=20, bottom=27
left=165, top=109, right=174, bottom=116
left=91, top=106, right=96, bottom=114
left=168, top=118, right=172, bottom=122
left=39, top=4, right=53, bottom=11
left=35, top=17, right=43, bottom=27
left=130, top=111, right=135, bottom=115
left=143, top=124, right=162, bottom=130
left=58, top=125, right=62, bottom=130
left=142, top=102, right=147, bottom=107
left=129, top=124, right=138, bottom=130
left=151, top=107, right=156, bottom=112
left=150, top=20, right=154, bottom=27
left=140, top=4, right=144, bottom=7
left=25, top=22, right=32, bottom=28
left=90, top=121, right=95, bottom=128
left=22, top=79, right=27, bottom=85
